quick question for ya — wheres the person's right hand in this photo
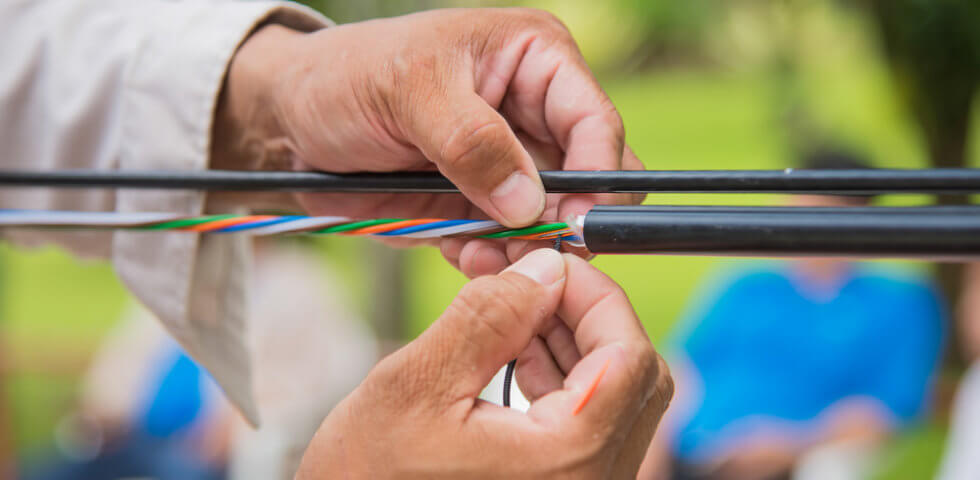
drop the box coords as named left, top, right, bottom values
left=213, top=8, right=644, bottom=276
left=295, top=248, right=672, bottom=478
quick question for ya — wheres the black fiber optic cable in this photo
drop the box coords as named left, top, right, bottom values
left=503, top=359, right=516, bottom=408
left=3, top=168, right=980, bottom=194
left=581, top=205, right=980, bottom=258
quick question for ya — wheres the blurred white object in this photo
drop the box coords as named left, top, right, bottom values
left=83, top=242, right=377, bottom=480
left=793, top=440, right=878, bottom=480
left=480, top=365, right=530, bottom=412
left=935, top=362, right=980, bottom=480
left=228, top=242, right=377, bottom=480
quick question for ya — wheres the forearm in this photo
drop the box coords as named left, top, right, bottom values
left=212, top=24, right=299, bottom=173
left=209, top=23, right=310, bottom=212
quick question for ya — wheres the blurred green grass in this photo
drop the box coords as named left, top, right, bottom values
left=1, top=245, right=128, bottom=452
left=2, top=21, right=977, bottom=479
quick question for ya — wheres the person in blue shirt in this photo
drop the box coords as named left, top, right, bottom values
left=22, top=338, right=227, bottom=480
left=640, top=151, right=946, bottom=480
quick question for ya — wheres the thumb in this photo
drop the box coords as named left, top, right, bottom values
left=388, top=249, right=566, bottom=406
left=410, top=88, right=545, bottom=227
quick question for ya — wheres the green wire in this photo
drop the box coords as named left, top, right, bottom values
left=311, top=218, right=401, bottom=234
left=138, top=214, right=239, bottom=230
left=479, top=222, right=568, bottom=238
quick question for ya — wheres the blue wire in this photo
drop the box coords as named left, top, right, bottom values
left=375, top=219, right=477, bottom=236
left=216, top=216, right=303, bottom=232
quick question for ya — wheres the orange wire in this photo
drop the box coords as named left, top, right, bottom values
left=184, top=216, right=277, bottom=232
left=345, top=219, right=442, bottom=235
left=534, top=230, right=572, bottom=240
left=573, top=358, right=611, bottom=415
left=517, top=230, right=572, bottom=241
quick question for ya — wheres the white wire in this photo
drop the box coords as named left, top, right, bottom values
left=246, top=216, right=350, bottom=235
left=0, top=210, right=181, bottom=226
left=399, top=220, right=501, bottom=239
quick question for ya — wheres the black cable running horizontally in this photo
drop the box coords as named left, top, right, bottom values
left=3, top=168, right=980, bottom=194
left=583, top=205, right=980, bottom=258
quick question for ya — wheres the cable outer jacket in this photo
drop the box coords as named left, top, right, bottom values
left=582, top=206, right=980, bottom=258
left=3, top=169, right=980, bottom=193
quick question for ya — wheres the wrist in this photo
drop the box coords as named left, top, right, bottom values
left=211, top=24, right=305, bottom=172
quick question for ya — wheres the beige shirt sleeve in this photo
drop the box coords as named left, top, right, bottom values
left=0, top=0, right=330, bottom=425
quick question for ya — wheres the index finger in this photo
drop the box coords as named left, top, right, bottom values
left=501, top=33, right=635, bottom=215
left=543, top=61, right=647, bottom=226
left=545, top=62, right=633, bottom=222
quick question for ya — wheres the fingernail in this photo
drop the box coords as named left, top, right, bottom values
left=491, top=172, right=545, bottom=226
left=504, top=248, right=564, bottom=285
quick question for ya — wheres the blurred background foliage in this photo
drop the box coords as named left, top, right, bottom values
left=2, top=1, right=978, bottom=479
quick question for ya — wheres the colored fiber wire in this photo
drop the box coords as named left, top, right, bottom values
left=8, top=206, right=980, bottom=258
left=0, top=210, right=583, bottom=244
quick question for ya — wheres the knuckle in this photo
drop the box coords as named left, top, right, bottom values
left=519, top=8, right=569, bottom=34
left=583, top=97, right=625, bottom=142
left=607, top=107, right=626, bottom=139
left=373, top=48, right=445, bottom=122
left=372, top=58, right=399, bottom=101
left=640, top=345, right=661, bottom=385
left=619, top=340, right=661, bottom=396
left=525, top=8, right=559, bottom=23
left=496, top=8, right=573, bottom=47
left=653, top=354, right=675, bottom=407
left=636, top=341, right=659, bottom=373
left=374, top=45, right=413, bottom=100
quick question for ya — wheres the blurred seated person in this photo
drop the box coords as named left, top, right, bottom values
left=640, top=150, right=946, bottom=480
left=22, top=312, right=229, bottom=480
left=22, top=239, right=377, bottom=480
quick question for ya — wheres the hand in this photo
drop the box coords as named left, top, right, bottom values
left=294, top=249, right=672, bottom=478
left=213, top=8, right=644, bottom=275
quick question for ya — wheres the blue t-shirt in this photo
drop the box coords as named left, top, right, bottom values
left=138, top=345, right=216, bottom=438
left=672, top=263, right=945, bottom=462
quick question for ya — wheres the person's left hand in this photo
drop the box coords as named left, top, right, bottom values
left=294, top=249, right=672, bottom=479
left=212, top=8, right=644, bottom=276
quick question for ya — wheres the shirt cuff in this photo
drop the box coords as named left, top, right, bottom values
left=114, top=1, right=330, bottom=426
